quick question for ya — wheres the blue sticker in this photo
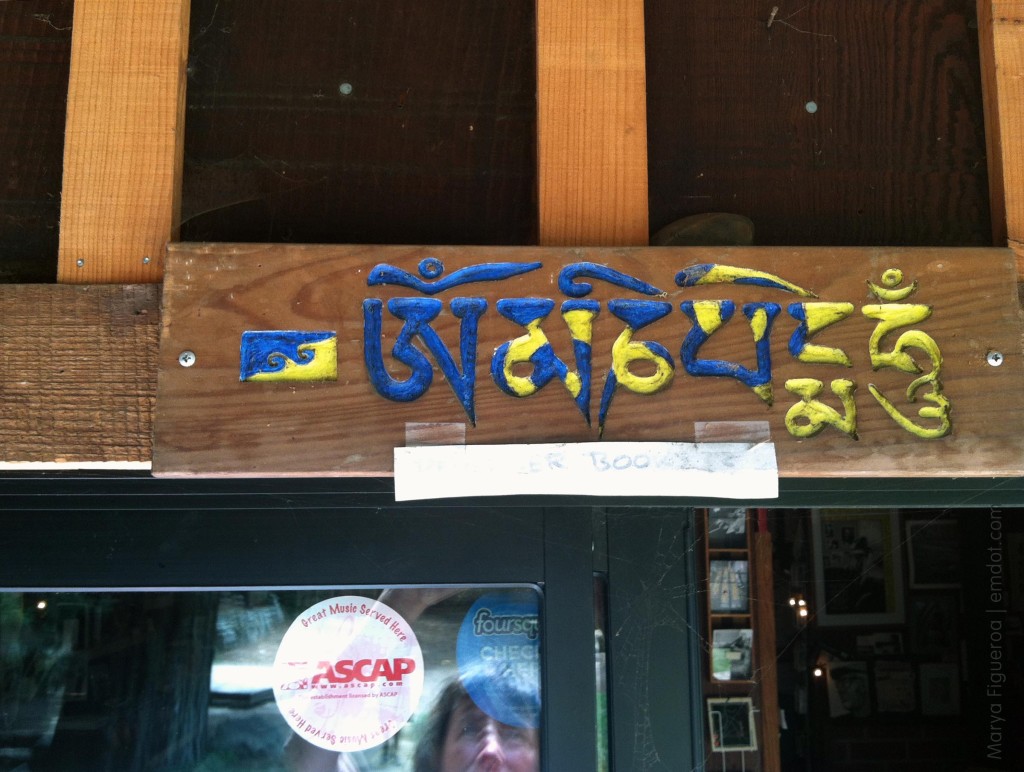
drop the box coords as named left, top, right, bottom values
left=456, top=591, right=541, bottom=729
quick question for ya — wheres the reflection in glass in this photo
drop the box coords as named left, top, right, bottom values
left=0, top=587, right=541, bottom=771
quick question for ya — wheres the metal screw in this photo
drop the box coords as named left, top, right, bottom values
left=76, top=259, right=85, bottom=267
left=987, top=350, right=1004, bottom=367
left=142, top=256, right=151, bottom=265
left=805, top=101, right=818, bottom=114
left=178, top=350, right=196, bottom=368
left=339, top=82, right=353, bottom=96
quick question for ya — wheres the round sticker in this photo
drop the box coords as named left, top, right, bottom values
left=456, top=590, right=541, bottom=728
left=273, top=596, right=424, bottom=752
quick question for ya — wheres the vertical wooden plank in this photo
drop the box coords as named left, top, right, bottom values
left=57, top=0, right=190, bottom=283
left=753, top=530, right=781, bottom=772
left=978, top=1, right=1024, bottom=274
left=536, top=0, right=649, bottom=246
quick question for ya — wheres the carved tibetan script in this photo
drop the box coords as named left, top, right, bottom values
left=154, top=244, right=1024, bottom=478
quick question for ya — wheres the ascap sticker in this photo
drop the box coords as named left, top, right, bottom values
left=272, top=596, right=424, bottom=752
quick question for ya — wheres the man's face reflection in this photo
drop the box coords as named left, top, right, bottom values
left=440, top=698, right=539, bottom=772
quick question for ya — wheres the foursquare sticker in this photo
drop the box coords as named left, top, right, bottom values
left=456, top=590, right=541, bottom=728
left=272, top=596, right=424, bottom=752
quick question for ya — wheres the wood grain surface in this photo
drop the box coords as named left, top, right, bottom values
left=0, top=1, right=73, bottom=282
left=537, top=0, right=649, bottom=246
left=181, top=0, right=537, bottom=248
left=0, top=284, right=160, bottom=464
left=980, top=1, right=1024, bottom=264
left=753, top=531, right=781, bottom=772
left=154, top=243, right=1024, bottom=477
left=56, top=0, right=190, bottom=283
left=646, top=0, right=992, bottom=247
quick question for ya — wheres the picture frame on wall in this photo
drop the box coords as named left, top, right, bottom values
left=905, top=519, right=961, bottom=588
left=812, top=509, right=904, bottom=626
left=854, top=632, right=903, bottom=656
left=826, top=661, right=871, bottom=718
left=873, top=660, right=915, bottom=713
left=711, top=628, right=753, bottom=681
left=707, top=507, right=748, bottom=550
left=919, top=663, right=961, bottom=715
left=909, top=594, right=959, bottom=657
left=707, top=697, right=758, bottom=752
left=709, top=560, right=749, bottom=613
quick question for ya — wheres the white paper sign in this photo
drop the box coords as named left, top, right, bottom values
left=393, top=441, right=778, bottom=501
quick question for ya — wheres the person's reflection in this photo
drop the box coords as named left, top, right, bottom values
left=285, top=676, right=539, bottom=772
left=413, top=679, right=538, bottom=772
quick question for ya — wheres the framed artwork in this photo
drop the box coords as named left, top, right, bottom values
left=812, top=510, right=904, bottom=626
left=919, top=663, right=960, bottom=715
left=873, top=660, right=915, bottom=713
left=906, top=519, right=961, bottom=588
left=827, top=661, right=871, bottom=718
left=711, top=628, right=753, bottom=681
left=1010, top=533, right=1024, bottom=612
left=854, top=632, right=903, bottom=656
left=909, top=594, right=959, bottom=657
left=709, top=560, right=749, bottom=613
left=707, top=508, right=748, bottom=550
left=707, top=697, right=757, bottom=752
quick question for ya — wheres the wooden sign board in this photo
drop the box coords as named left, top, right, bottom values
left=154, top=243, right=1024, bottom=478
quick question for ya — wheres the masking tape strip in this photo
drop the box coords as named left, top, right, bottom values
left=695, top=421, right=772, bottom=443
left=405, top=422, right=467, bottom=447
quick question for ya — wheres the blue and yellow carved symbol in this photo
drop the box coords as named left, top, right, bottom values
left=680, top=300, right=781, bottom=405
left=363, top=297, right=486, bottom=424
left=368, top=257, right=542, bottom=294
left=559, top=262, right=666, bottom=298
left=598, top=300, right=676, bottom=434
left=675, top=263, right=816, bottom=297
left=240, top=331, right=338, bottom=382
left=490, top=298, right=599, bottom=425
left=788, top=302, right=855, bottom=366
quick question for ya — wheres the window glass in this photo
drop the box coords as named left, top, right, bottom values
left=0, top=586, right=542, bottom=771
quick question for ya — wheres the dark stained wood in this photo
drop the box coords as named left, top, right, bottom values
left=0, top=1, right=74, bottom=282
left=645, top=0, right=993, bottom=247
left=180, top=0, right=538, bottom=247
left=154, top=243, right=1024, bottom=477
left=0, top=284, right=160, bottom=464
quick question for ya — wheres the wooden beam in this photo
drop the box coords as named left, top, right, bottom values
left=0, top=285, right=159, bottom=466
left=536, top=0, right=649, bottom=246
left=753, top=530, right=781, bottom=772
left=56, top=0, right=191, bottom=284
left=978, top=1, right=1024, bottom=272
